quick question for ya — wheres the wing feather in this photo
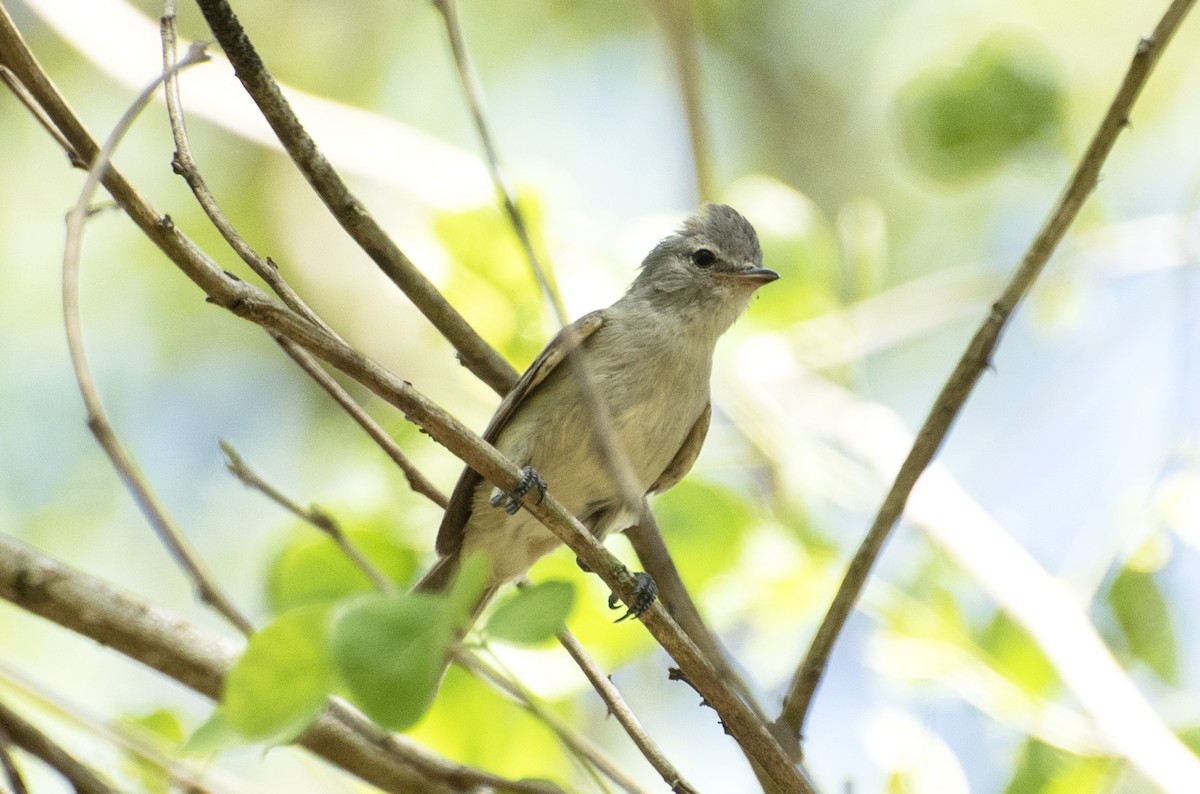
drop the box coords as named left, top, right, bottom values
left=648, top=402, right=711, bottom=494
left=435, top=311, right=606, bottom=555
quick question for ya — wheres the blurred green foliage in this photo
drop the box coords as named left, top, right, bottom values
left=484, top=580, right=577, bottom=646
left=1105, top=566, right=1178, bottom=684
left=223, top=604, right=335, bottom=742
left=435, top=203, right=552, bottom=368
left=412, top=666, right=571, bottom=785
left=266, top=522, right=420, bottom=615
left=115, top=708, right=187, bottom=794
left=1005, top=739, right=1117, bottom=794
left=897, top=33, right=1064, bottom=183
left=654, top=479, right=754, bottom=588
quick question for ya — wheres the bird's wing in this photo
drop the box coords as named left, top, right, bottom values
left=648, top=402, right=711, bottom=494
left=435, top=310, right=607, bottom=556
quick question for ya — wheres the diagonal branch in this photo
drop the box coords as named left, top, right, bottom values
left=777, top=0, right=1199, bottom=744
left=276, top=339, right=451, bottom=509
left=192, top=0, right=518, bottom=395
left=0, top=699, right=115, bottom=794
left=647, top=0, right=712, bottom=203
left=221, top=441, right=396, bottom=594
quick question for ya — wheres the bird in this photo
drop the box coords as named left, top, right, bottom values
left=416, top=203, right=778, bottom=623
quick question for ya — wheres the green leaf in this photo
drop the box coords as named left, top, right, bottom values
left=411, top=666, right=571, bottom=784
left=1107, top=566, right=1178, bottom=683
left=266, top=524, right=418, bottom=615
left=485, top=581, right=576, bottom=645
left=182, top=708, right=244, bottom=756
left=330, top=592, right=458, bottom=731
left=222, top=605, right=334, bottom=742
left=434, top=203, right=549, bottom=366
left=979, top=612, right=1058, bottom=697
left=897, top=33, right=1063, bottom=181
left=115, top=708, right=187, bottom=793
left=1005, top=739, right=1115, bottom=794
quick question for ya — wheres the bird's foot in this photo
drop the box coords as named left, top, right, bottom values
left=609, top=571, right=657, bottom=623
left=489, top=466, right=547, bottom=516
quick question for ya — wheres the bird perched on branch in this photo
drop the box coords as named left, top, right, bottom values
left=417, top=204, right=778, bottom=622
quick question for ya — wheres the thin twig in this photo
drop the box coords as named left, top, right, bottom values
left=0, top=723, right=28, bottom=794
left=57, top=37, right=254, bottom=637
left=160, top=9, right=335, bottom=338
left=647, top=0, right=712, bottom=202
left=777, top=0, right=1199, bottom=744
left=193, top=0, right=518, bottom=396
left=0, top=698, right=114, bottom=794
left=0, top=15, right=807, bottom=789
left=0, top=662, right=233, bottom=794
left=453, top=649, right=646, bottom=794
left=220, top=441, right=395, bottom=594
left=552, top=629, right=701, bottom=794
left=432, top=0, right=568, bottom=324
left=276, top=338, right=449, bottom=509
left=0, top=65, right=81, bottom=168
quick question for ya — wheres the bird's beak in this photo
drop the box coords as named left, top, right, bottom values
left=724, top=267, right=780, bottom=285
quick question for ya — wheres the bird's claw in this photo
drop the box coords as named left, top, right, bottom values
left=489, top=466, right=547, bottom=515
left=609, top=571, right=657, bottom=622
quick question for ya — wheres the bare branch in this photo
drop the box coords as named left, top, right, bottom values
left=647, top=0, right=712, bottom=202
left=57, top=35, right=254, bottom=637
left=160, top=9, right=336, bottom=340
left=552, top=629, right=701, bottom=794
left=625, top=513, right=766, bottom=724
left=453, top=650, right=650, bottom=794
left=192, top=0, right=518, bottom=395
left=220, top=441, right=395, bottom=594
left=0, top=661, right=232, bottom=794
left=0, top=65, right=81, bottom=168
left=0, top=699, right=114, bottom=794
left=778, top=0, right=1199, bottom=744
left=0, top=722, right=28, bottom=794
left=276, top=339, right=450, bottom=509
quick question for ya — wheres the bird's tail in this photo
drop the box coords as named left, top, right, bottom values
left=413, top=551, right=499, bottom=633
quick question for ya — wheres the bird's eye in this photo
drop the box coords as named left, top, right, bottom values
left=691, top=248, right=716, bottom=268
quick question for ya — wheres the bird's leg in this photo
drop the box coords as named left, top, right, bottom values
left=609, top=571, right=657, bottom=622
left=489, top=465, right=548, bottom=515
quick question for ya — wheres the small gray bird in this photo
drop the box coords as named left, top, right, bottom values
left=417, top=204, right=777, bottom=620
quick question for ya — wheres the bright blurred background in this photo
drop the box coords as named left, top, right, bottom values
left=2, top=0, right=1200, bottom=791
